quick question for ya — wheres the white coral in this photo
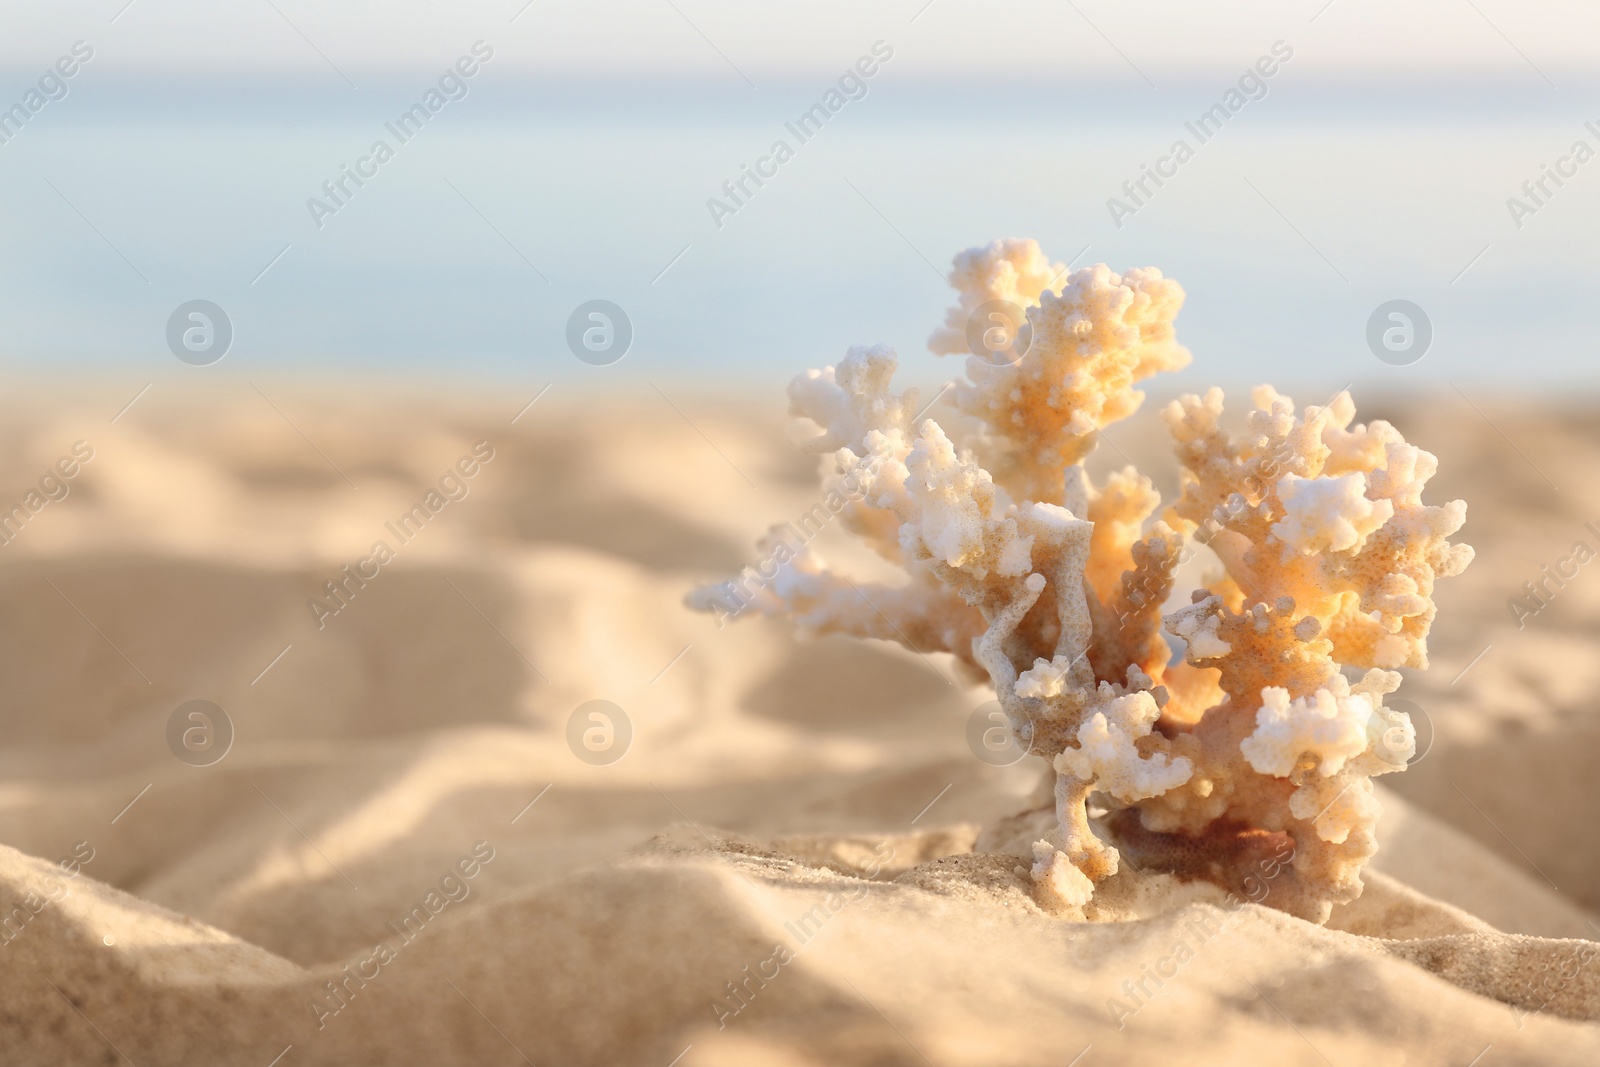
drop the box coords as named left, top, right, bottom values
left=688, top=237, right=1471, bottom=926
left=1166, top=595, right=1232, bottom=660
left=928, top=239, right=1065, bottom=358
left=1289, top=774, right=1380, bottom=845
left=788, top=343, right=913, bottom=455
left=1054, top=691, right=1193, bottom=802
left=1031, top=840, right=1095, bottom=909
left=1015, top=655, right=1075, bottom=700
left=901, top=422, right=1012, bottom=571
left=947, top=263, right=1191, bottom=503
left=1272, top=472, right=1394, bottom=555
left=1241, top=686, right=1375, bottom=778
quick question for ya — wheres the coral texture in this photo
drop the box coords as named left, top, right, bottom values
left=688, top=239, right=1472, bottom=924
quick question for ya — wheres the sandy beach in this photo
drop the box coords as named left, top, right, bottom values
left=0, top=379, right=1589, bottom=1065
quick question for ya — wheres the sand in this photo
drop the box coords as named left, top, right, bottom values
left=0, top=379, right=1593, bottom=1066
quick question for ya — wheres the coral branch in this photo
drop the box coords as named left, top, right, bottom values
left=687, top=239, right=1471, bottom=925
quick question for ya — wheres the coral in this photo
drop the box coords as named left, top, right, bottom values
left=688, top=238, right=1472, bottom=924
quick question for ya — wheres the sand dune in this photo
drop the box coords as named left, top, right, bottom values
left=0, top=382, right=1593, bottom=1065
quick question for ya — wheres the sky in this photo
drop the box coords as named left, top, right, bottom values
left=2, top=0, right=1596, bottom=82
left=0, top=0, right=1595, bottom=401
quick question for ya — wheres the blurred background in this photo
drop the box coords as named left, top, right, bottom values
left=0, top=0, right=1597, bottom=397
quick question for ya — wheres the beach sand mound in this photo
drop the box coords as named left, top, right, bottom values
left=0, top=384, right=1593, bottom=1064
